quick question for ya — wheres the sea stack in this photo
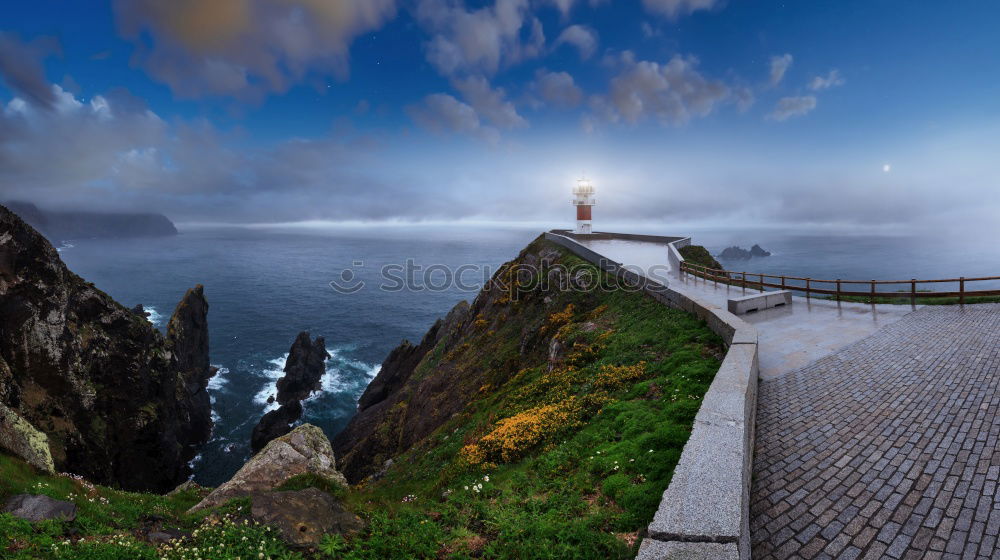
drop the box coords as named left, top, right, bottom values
left=250, top=332, right=329, bottom=453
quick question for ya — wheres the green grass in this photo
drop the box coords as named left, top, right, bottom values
left=1, top=240, right=725, bottom=559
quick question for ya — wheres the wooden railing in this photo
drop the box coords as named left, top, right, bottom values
left=679, top=262, right=1000, bottom=305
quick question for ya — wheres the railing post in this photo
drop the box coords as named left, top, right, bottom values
left=781, top=276, right=786, bottom=290
left=759, top=273, right=765, bottom=293
left=960, top=277, right=965, bottom=305
left=713, top=268, right=717, bottom=287
left=836, top=279, right=841, bottom=302
left=742, top=272, right=746, bottom=293
left=871, top=280, right=876, bottom=304
left=911, top=279, right=916, bottom=306
left=806, top=278, right=811, bottom=300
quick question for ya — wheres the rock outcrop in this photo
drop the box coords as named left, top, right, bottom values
left=190, top=424, right=347, bottom=512
left=0, top=204, right=214, bottom=492
left=250, top=488, right=364, bottom=548
left=750, top=244, right=772, bottom=257
left=3, top=494, right=77, bottom=522
left=250, top=332, right=328, bottom=453
left=251, top=401, right=303, bottom=453
left=276, top=332, right=330, bottom=405
left=718, top=246, right=752, bottom=260
left=0, top=403, right=55, bottom=474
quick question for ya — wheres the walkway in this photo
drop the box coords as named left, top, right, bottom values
left=574, top=236, right=1000, bottom=559
left=576, top=237, right=914, bottom=379
left=751, top=305, right=1000, bottom=559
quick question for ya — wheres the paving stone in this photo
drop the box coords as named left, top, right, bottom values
left=750, top=305, right=1000, bottom=559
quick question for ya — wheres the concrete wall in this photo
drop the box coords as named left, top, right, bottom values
left=544, top=231, right=759, bottom=560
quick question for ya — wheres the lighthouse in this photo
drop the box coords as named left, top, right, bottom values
left=572, top=177, right=596, bottom=234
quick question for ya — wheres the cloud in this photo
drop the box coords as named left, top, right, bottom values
left=768, top=95, right=816, bottom=121
left=113, top=0, right=396, bottom=101
left=808, top=69, right=845, bottom=91
left=451, top=76, right=527, bottom=128
left=641, top=0, right=721, bottom=19
left=554, top=25, right=598, bottom=59
left=0, top=33, right=61, bottom=110
left=592, top=54, right=731, bottom=125
left=769, top=53, right=792, bottom=86
left=416, top=0, right=544, bottom=77
left=407, top=93, right=500, bottom=143
left=533, top=70, right=583, bottom=107
left=545, top=0, right=608, bottom=16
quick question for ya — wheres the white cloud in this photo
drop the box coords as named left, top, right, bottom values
left=555, top=25, right=598, bottom=59
left=533, top=70, right=583, bottom=107
left=641, top=0, right=721, bottom=19
left=113, top=0, right=397, bottom=101
left=769, top=53, right=793, bottom=86
left=545, top=0, right=608, bottom=16
left=451, top=76, right=527, bottom=128
left=594, top=54, right=731, bottom=125
left=407, top=93, right=500, bottom=143
left=808, top=69, right=845, bottom=91
left=768, top=95, right=816, bottom=121
left=416, top=0, right=544, bottom=77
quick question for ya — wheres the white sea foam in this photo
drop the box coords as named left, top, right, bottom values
left=144, top=306, right=165, bottom=327
left=55, top=241, right=74, bottom=252
left=208, top=366, right=229, bottom=391
left=253, top=354, right=288, bottom=413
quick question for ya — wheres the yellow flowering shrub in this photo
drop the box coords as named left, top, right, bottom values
left=548, top=304, right=575, bottom=326
left=462, top=398, right=581, bottom=464
left=593, top=361, right=648, bottom=391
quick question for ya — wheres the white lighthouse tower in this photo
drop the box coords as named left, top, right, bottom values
left=572, top=177, right=596, bottom=234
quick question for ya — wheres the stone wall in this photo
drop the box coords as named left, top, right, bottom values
left=544, top=231, right=759, bottom=560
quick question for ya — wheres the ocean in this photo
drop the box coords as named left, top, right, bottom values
left=56, top=224, right=999, bottom=485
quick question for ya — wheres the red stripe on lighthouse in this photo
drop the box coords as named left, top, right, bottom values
left=577, top=205, right=592, bottom=220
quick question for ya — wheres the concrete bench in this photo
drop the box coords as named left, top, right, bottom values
left=727, top=290, right=792, bottom=315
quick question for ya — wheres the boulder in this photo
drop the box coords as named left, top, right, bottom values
left=251, top=400, right=303, bottom=453
left=189, top=424, right=346, bottom=512
left=250, top=488, right=364, bottom=548
left=276, top=332, right=330, bottom=405
left=0, top=403, right=55, bottom=474
left=3, top=494, right=76, bottom=522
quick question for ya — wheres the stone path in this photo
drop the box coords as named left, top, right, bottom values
left=751, top=304, right=1000, bottom=559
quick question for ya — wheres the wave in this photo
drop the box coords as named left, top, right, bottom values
left=208, top=365, right=229, bottom=391
left=144, top=306, right=165, bottom=327
left=252, top=354, right=289, bottom=414
left=55, top=241, right=74, bottom=252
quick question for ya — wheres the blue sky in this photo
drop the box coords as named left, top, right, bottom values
left=1, top=0, right=998, bottom=231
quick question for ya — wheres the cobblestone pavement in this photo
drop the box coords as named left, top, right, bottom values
left=751, top=304, right=1000, bottom=559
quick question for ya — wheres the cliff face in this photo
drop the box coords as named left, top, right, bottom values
left=333, top=237, right=589, bottom=482
left=0, top=204, right=213, bottom=492
left=3, top=201, right=177, bottom=240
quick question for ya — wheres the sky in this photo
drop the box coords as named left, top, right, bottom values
left=1, top=0, right=998, bottom=233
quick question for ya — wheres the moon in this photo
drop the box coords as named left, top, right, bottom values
left=882, top=163, right=891, bottom=173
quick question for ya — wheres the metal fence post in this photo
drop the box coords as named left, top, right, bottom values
left=806, top=278, right=811, bottom=300
left=960, top=277, right=965, bottom=305
left=836, top=279, right=841, bottom=302
left=911, top=279, right=916, bottom=306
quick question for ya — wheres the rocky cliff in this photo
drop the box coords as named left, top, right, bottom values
left=3, top=201, right=177, bottom=240
left=0, top=204, right=213, bottom=492
left=332, top=237, right=600, bottom=482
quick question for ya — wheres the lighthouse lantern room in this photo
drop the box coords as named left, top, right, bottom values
left=572, top=177, right=596, bottom=234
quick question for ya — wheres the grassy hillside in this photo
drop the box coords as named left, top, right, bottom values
left=1, top=237, right=724, bottom=559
